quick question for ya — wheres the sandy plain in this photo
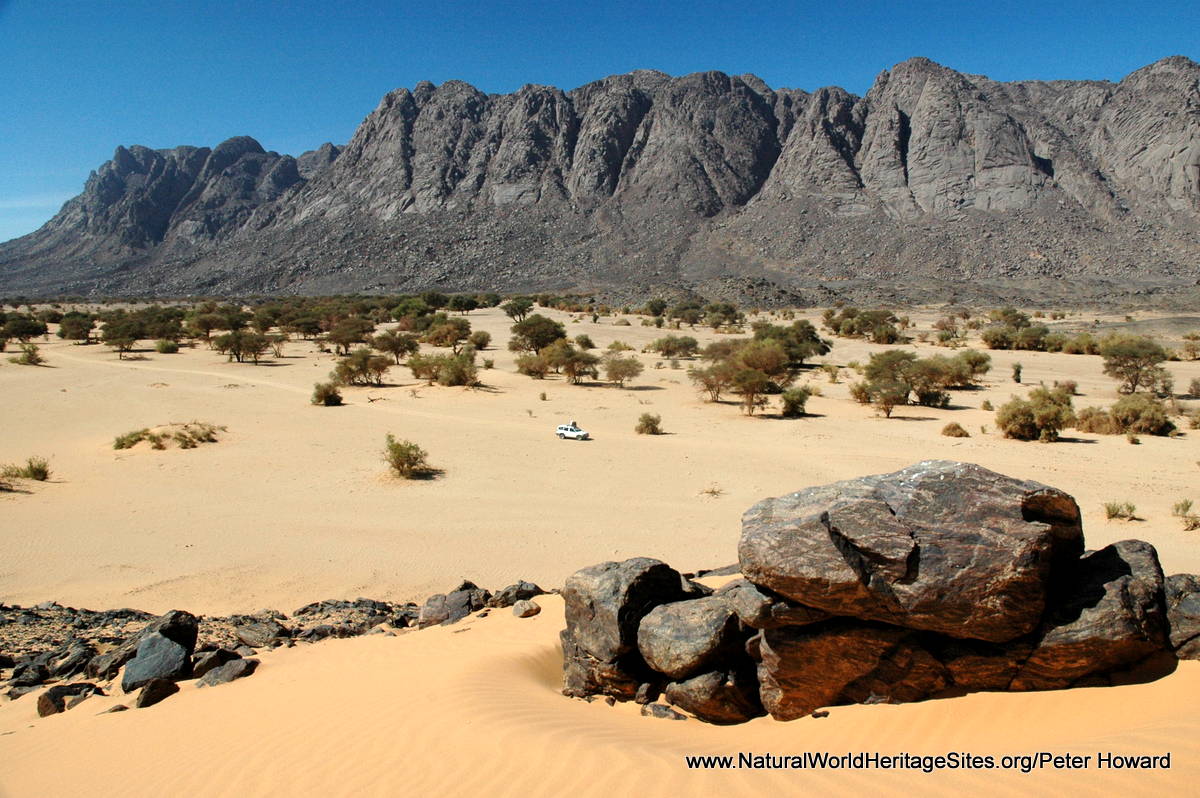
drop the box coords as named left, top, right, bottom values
left=2, top=305, right=1199, bottom=796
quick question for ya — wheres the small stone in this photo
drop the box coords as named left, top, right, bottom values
left=192, top=648, right=241, bottom=679
left=198, top=658, right=259, bottom=687
left=641, top=703, right=687, bottom=721
left=634, top=682, right=660, bottom=705
left=104, top=704, right=130, bottom=713
left=512, top=600, right=541, bottom=618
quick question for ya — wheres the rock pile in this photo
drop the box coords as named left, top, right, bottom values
left=2, top=579, right=547, bottom=717
left=561, top=461, right=1200, bottom=723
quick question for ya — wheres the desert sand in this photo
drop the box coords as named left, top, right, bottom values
left=2, top=305, right=1199, bottom=795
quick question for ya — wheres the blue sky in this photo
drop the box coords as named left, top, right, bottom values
left=1, top=0, right=1197, bottom=243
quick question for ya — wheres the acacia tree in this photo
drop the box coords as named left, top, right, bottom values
left=213, top=330, right=270, bottom=363
left=1100, top=335, right=1170, bottom=394
left=732, top=369, right=771, bottom=415
left=371, top=329, right=420, bottom=364
left=604, top=354, right=644, bottom=387
left=502, top=297, right=534, bottom=322
left=508, top=314, right=565, bottom=353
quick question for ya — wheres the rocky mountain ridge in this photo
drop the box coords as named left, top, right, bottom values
left=2, top=56, right=1198, bottom=304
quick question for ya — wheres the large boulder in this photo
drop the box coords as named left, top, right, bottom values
left=561, top=558, right=689, bottom=699
left=664, top=669, right=763, bottom=725
left=87, top=610, right=198, bottom=680
left=739, top=460, right=1083, bottom=643
left=563, top=558, right=689, bottom=663
left=1012, top=540, right=1170, bottom=689
left=1165, top=574, right=1200, bottom=660
left=121, top=633, right=191, bottom=693
left=637, top=597, right=741, bottom=679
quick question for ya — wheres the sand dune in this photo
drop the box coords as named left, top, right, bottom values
left=3, top=306, right=1199, bottom=794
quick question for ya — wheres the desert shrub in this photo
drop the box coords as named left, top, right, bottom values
left=780, top=387, right=813, bottom=417
left=463, top=330, right=489, bottom=351
left=941, top=422, right=970, bottom=437
left=613, top=318, right=631, bottom=326
left=334, top=348, right=392, bottom=386
left=604, top=353, right=644, bottom=387
left=515, top=353, right=549, bottom=379
left=980, top=399, right=994, bottom=411
left=312, top=382, right=343, bottom=406
left=383, top=434, right=430, bottom=479
left=996, top=387, right=1074, bottom=442
left=688, top=362, right=738, bottom=402
left=607, top=340, right=633, bottom=352
left=1103, top=501, right=1136, bottom=520
left=870, top=380, right=910, bottom=418
left=635, top=413, right=663, bottom=434
left=1188, top=377, right=1200, bottom=398
left=1053, top=379, right=1078, bottom=395
left=8, top=343, right=44, bottom=365
left=114, top=429, right=151, bottom=449
left=482, top=358, right=494, bottom=369
left=2, top=456, right=51, bottom=481
left=1011, top=363, right=1022, bottom=382
left=733, top=369, right=771, bottom=415
left=156, top=339, right=179, bottom=354
left=1074, top=406, right=1121, bottom=435
left=1175, top=499, right=1196, bottom=518
left=573, top=334, right=595, bottom=350
left=649, top=335, right=699, bottom=359
left=213, top=330, right=270, bottom=363
left=1110, top=393, right=1174, bottom=436
left=821, top=364, right=840, bottom=383
left=408, top=351, right=477, bottom=386
left=849, top=381, right=872, bottom=404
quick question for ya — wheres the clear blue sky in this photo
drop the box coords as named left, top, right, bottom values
left=2, top=0, right=1197, bottom=243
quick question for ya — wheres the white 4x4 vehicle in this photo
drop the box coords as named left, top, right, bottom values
left=555, top=424, right=589, bottom=440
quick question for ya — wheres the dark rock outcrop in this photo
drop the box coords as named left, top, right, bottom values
left=418, top=581, right=491, bottom=628
left=37, top=683, right=102, bottom=717
left=562, top=461, right=1192, bottom=724
left=192, top=648, right=241, bottom=679
left=121, top=633, right=191, bottom=693
left=1165, top=573, right=1200, bottom=659
left=87, top=610, right=199, bottom=680
left=197, top=658, right=259, bottom=688
left=135, top=678, right=179, bottom=708
left=739, top=461, right=1082, bottom=643
left=234, top=620, right=291, bottom=649
left=487, top=581, right=546, bottom=608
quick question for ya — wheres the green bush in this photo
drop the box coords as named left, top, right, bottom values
left=2, top=456, right=51, bottom=481
left=635, top=413, right=663, bottom=434
left=604, top=353, right=644, bottom=387
left=114, top=429, right=151, bottom=449
left=573, top=334, right=595, bottom=350
left=780, top=387, right=813, bottom=418
left=468, top=330, right=492, bottom=350
left=7, top=343, right=44, bottom=366
left=996, top=387, right=1074, bottom=442
left=383, top=434, right=430, bottom=479
left=312, top=382, right=343, bottom=406
left=1110, top=394, right=1174, bottom=436
left=155, top=339, right=179, bottom=354
left=1074, top=406, right=1121, bottom=435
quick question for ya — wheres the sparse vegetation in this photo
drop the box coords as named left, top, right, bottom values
left=1, top=456, right=51, bottom=481
left=333, top=348, right=392, bottom=386
left=312, top=382, right=343, bottom=406
left=635, top=413, right=663, bottom=434
left=941, top=422, right=970, bottom=437
left=8, top=343, right=44, bottom=365
left=155, top=339, right=179, bottom=354
left=383, top=434, right=431, bottom=479
left=1103, top=501, right=1137, bottom=521
left=780, top=387, right=813, bottom=418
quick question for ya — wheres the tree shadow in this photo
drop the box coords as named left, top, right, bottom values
left=1054, top=436, right=1099, bottom=444
left=623, top=385, right=665, bottom=391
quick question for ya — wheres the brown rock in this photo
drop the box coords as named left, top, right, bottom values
left=739, top=461, right=1082, bottom=643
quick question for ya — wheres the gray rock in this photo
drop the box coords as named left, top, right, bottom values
left=235, top=620, right=290, bottom=649
left=640, top=703, right=687, bottom=721
left=192, top=648, right=241, bottom=679
left=487, top=581, right=546, bottom=608
left=562, top=558, right=688, bottom=664
left=87, top=610, right=198, bottom=680
left=9, top=662, right=48, bottom=687
left=135, top=678, right=180, bottom=708
left=512, top=600, right=541, bottom=618
left=197, top=658, right=259, bottom=687
left=739, top=460, right=1083, bottom=643
left=634, top=682, right=660, bottom=705
left=560, top=629, right=642, bottom=701
left=234, top=645, right=257, bottom=658
left=1165, top=573, right=1200, bottom=659
left=665, top=670, right=763, bottom=725
left=121, top=633, right=191, bottom=693
left=637, top=597, right=740, bottom=679
left=418, top=581, right=491, bottom=628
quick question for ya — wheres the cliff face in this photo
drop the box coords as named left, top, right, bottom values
left=2, top=57, right=1198, bottom=303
